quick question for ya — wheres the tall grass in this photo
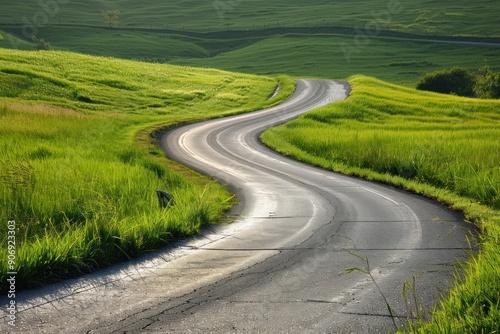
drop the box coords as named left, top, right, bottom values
left=401, top=220, right=500, bottom=333
left=0, top=98, right=231, bottom=290
left=0, top=48, right=295, bottom=290
left=262, top=75, right=500, bottom=332
left=264, top=76, right=500, bottom=210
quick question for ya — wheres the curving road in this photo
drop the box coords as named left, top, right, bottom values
left=153, top=79, right=473, bottom=333
left=2, top=80, right=473, bottom=333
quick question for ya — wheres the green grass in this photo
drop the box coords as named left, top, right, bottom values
left=2, top=1, right=500, bottom=85
left=171, top=34, right=500, bottom=85
left=414, top=222, right=500, bottom=333
left=10, top=27, right=211, bottom=60
left=0, top=26, right=260, bottom=62
left=0, top=48, right=295, bottom=291
left=2, top=26, right=499, bottom=85
left=0, top=29, right=33, bottom=50
left=1, top=1, right=499, bottom=329
left=1, top=0, right=499, bottom=37
left=261, top=75, right=500, bottom=332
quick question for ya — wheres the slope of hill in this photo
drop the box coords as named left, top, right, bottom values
left=2, top=1, right=500, bottom=84
left=1, top=0, right=499, bottom=37
left=262, top=75, right=500, bottom=333
left=0, top=48, right=294, bottom=291
left=170, top=33, right=500, bottom=84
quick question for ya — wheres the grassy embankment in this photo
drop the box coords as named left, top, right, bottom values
left=0, top=48, right=294, bottom=291
left=2, top=0, right=500, bottom=84
left=262, top=76, right=500, bottom=332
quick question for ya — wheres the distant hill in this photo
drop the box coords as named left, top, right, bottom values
left=1, top=0, right=499, bottom=37
left=1, top=1, right=500, bottom=84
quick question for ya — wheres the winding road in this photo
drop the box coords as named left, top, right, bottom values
left=3, top=80, right=473, bottom=333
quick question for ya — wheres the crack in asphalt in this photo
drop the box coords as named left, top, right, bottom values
left=339, top=311, right=411, bottom=319
left=179, top=247, right=471, bottom=251
left=223, top=299, right=344, bottom=305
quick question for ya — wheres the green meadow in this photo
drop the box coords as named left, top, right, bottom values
left=1, top=0, right=499, bottom=37
left=1, top=0, right=500, bottom=331
left=171, top=34, right=500, bottom=85
left=0, top=48, right=294, bottom=291
left=1, top=26, right=499, bottom=85
left=262, top=76, right=500, bottom=333
left=2, top=0, right=500, bottom=85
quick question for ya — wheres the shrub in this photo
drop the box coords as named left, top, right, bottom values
left=475, top=65, right=500, bottom=99
left=31, top=36, right=52, bottom=51
left=416, top=67, right=475, bottom=97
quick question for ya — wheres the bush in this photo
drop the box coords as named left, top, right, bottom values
left=416, top=67, right=475, bottom=97
left=475, top=65, right=500, bottom=99
left=31, top=36, right=52, bottom=51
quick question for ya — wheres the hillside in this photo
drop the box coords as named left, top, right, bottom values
left=1, top=0, right=499, bottom=37
left=0, top=48, right=294, bottom=290
left=262, top=75, right=500, bottom=332
left=2, top=1, right=500, bottom=84
left=2, top=1, right=500, bottom=330
left=264, top=75, right=500, bottom=210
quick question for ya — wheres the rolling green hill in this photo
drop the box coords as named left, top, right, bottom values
left=0, top=48, right=294, bottom=291
left=1, top=0, right=499, bottom=37
left=2, top=1, right=500, bottom=331
left=170, top=34, right=500, bottom=84
left=2, top=1, right=500, bottom=84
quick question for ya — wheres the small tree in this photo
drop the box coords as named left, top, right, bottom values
left=416, top=67, right=475, bottom=97
left=0, top=33, right=4, bottom=41
left=474, top=65, right=500, bottom=99
left=32, top=36, right=52, bottom=51
left=103, top=9, right=121, bottom=28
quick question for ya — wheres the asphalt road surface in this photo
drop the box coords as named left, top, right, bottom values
left=2, top=80, right=474, bottom=334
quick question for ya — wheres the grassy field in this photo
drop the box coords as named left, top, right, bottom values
left=262, top=76, right=500, bottom=332
left=1, top=26, right=499, bottom=85
left=171, top=34, right=500, bottom=85
left=2, top=1, right=500, bottom=331
left=1, top=0, right=499, bottom=37
left=2, top=1, right=500, bottom=86
left=0, top=48, right=294, bottom=291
